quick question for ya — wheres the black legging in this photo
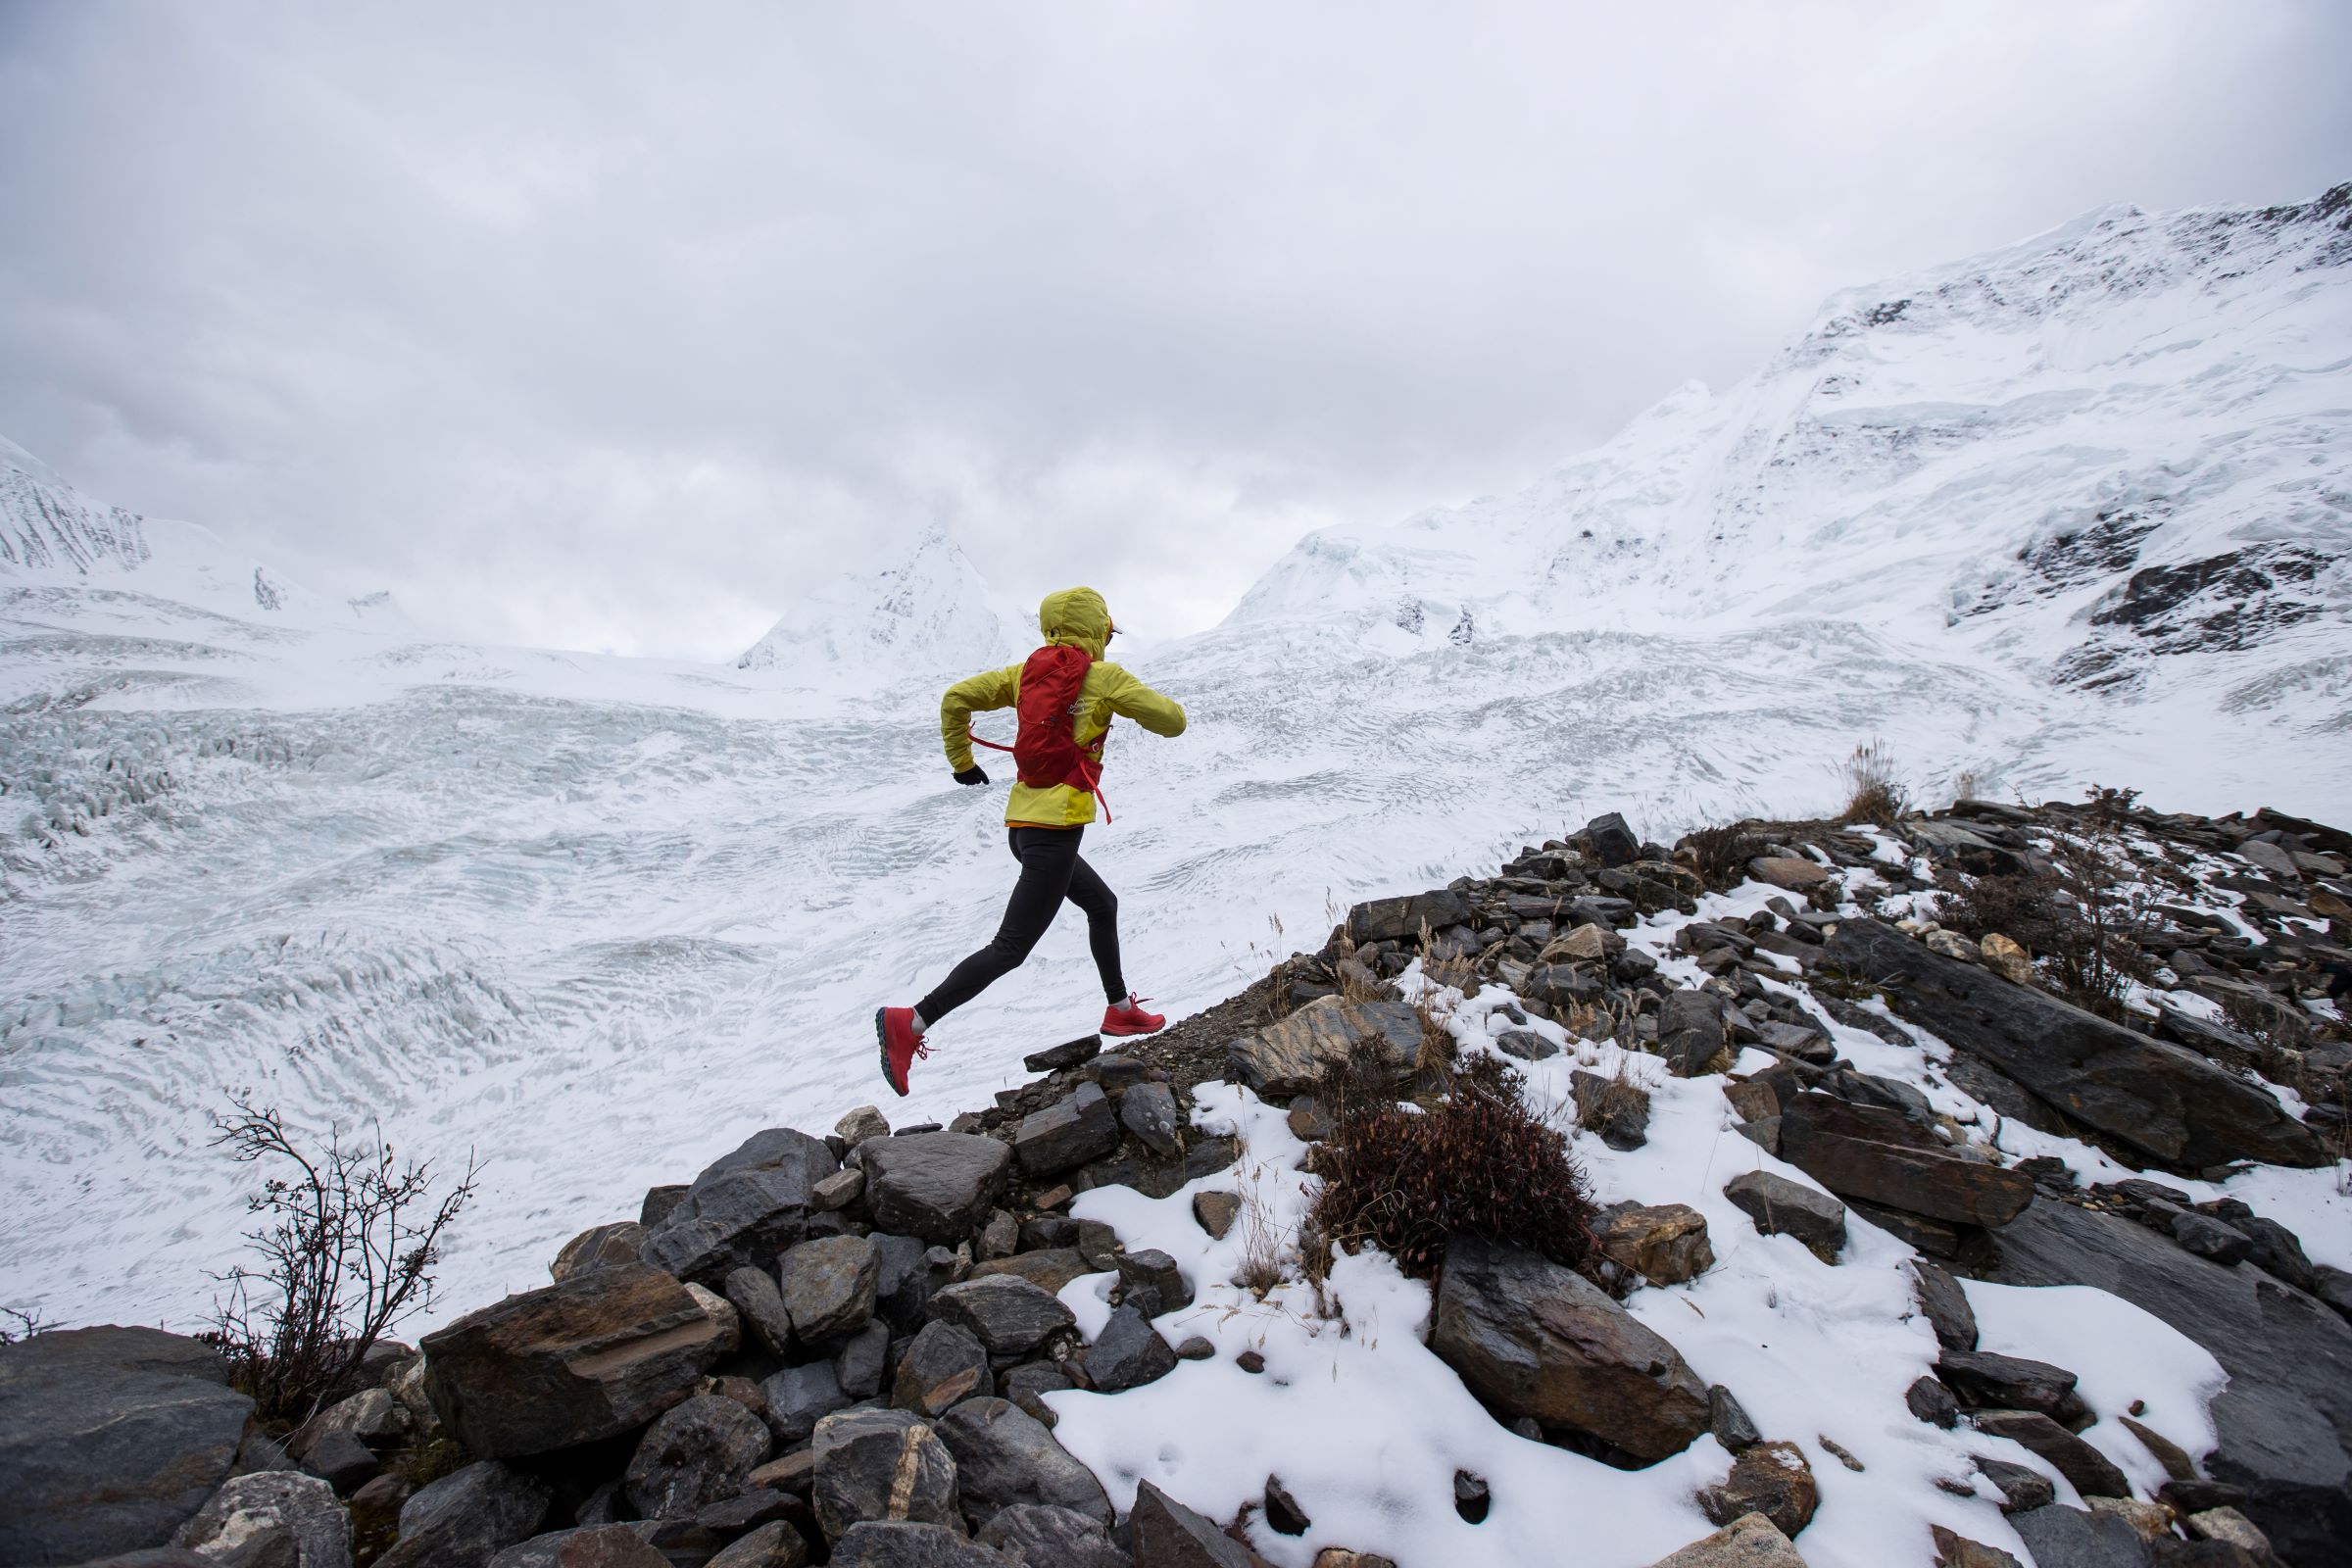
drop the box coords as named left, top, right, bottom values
left=917, top=826, right=1126, bottom=1023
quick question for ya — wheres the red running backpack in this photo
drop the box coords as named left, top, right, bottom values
left=973, top=644, right=1110, bottom=817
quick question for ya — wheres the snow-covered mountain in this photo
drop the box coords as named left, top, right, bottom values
left=1231, top=185, right=2352, bottom=729
left=736, top=523, right=1026, bottom=687
left=2, top=436, right=152, bottom=575
left=2, top=184, right=2347, bottom=1372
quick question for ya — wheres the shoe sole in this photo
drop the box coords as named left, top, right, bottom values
left=1101, top=1019, right=1165, bottom=1037
left=875, top=1007, right=908, bottom=1097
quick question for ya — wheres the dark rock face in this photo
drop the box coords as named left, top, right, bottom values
left=623, top=1395, right=772, bottom=1520
left=1224, top=998, right=1424, bottom=1097
left=1823, top=918, right=2327, bottom=1170
left=1774, top=1097, right=2033, bottom=1228
left=1118, top=1082, right=1182, bottom=1157
left=1582, top=813, right=1641, bottom=868
left=826, top=1522, right=1005, bottom=1566
left=1990, top=1195, right=2352, bottom=1561
left=974, top=1504, right=1126, bottom=1568
left=1346, top=888, right=1473, bottom=944
left=1722, top=1171, right=1847, bottom=1262
left=378, top=1462, right=553, bottom=1568
left=1430, top=1236, right=1709, bottom=1462
left=894, top=1322, right=995, bottom=1418
left=639, top=1128, right=839, bottom=1283
left=2005, top=1504, right=2153, bottom=1567
left=780, top=1236, right=880, bottom=1346
left=1970, top=1410, right=2132, bottom=1501
left=932, top=1398, right=1112, bottom=1531
left=760, top=1362, right=854, bottom=1447
left=862, top=1136, right=1013, bottom=1247
left=421, top=1263, right=732, bottom=1459
left=487, top=1525, right=674, bottom=1568
left=1911, top=1261, right=1979, bottom=1351
left=1114, top=1250, right=1193, bottom=1316
left=703, top=1521, right=808, bottom=1568
left=725, top=1267, right=797, bottom=1360
left=1906, top=1375, right=1961, bottom=1428
left=1658, top=991, right=1730, bottom=1078
left=1084, top=1307, right=1177, bottom=1394
left=172, top=1472, right=351, bottom=1568
left=809, top=1409, right=960, bottom=1544
left=1013, top=1086, right=1122, bottom=1178
left=1025, top=1036, right=1102, bottom=1074
left=1128, top=1481, right=1252, bottom=1568
left=927, top=1277, right=1078, bottom=1358
left=0, top=1325, right=256, bottom=1566
left=1937, top=1351, right=2090, bottom=1431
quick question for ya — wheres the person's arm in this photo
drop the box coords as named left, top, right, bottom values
left=941, top=666, right=1019, bottom=779
left=1099, top=664, right=1187, bottom=737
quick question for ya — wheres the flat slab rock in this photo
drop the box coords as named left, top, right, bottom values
left=1824, top=916, right=2327, bottom=1170
left=1226, top=996, right=1424, bottom=1097
left=421, top=1262, right=734, bottom=1458
left=1990, top=1195, right=2352, bottom=1562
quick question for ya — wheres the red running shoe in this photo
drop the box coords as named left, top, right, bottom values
left=875, top=1006, right=929, bottom=1097
left=1102, top=993, right=1165, bottom=1037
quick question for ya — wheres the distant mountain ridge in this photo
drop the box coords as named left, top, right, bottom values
left=1223, top=184, right=2352, bottom=724
left=1, top=436, right=152, bottom=576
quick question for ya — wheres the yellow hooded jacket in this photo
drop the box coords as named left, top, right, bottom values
left=940, top=587, right=1187, bottom=827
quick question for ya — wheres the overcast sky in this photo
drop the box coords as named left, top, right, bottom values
left=2, top=3, right=2345, bottom=659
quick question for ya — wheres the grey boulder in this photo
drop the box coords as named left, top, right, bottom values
left=1430, top=1236, right=1709, bottom=1462
left=1127, top=1482, right=1250, bottom=1568
left=1083, top=1307, right=1176, bottom=1395
left=378, top=1462, right=552, bottom=1568
left=862, top=1135, right=1012, bottom=1247
left=975, top=1503, right=1127, bottom=1568
left=639, top=1127, right=839, bottom=1283
left=893, top=1321, right=995, bottom=1418
left=1722, top=1171, right=1847, bottom=1263
left=1224, top=997, right=1424, bottom=1097
left=1013, top=1086, right=1123, bottom=1178
left=0, top=1325, right=256, bottom=1567
left=623, top=1395, right=772, bottom=1520
left=1118, top=1083, right=1183, bottom=1158
left=927, top=1277, right=1077, bottom=1358
left=810, top=1408, right=961, bottom=1544
left=173, top=1472, right=351, bottom=1568
left=933, top=1397, right=1111, bottom=1531
left=780, top=1235, right=880, bottom=1346
left=826, top=1523, right=1006, bottom=1566
left=760, top=1362, right=855, bottom=1447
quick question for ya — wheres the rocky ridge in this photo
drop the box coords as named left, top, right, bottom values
left=4, top=796, right=2347, bottom=1568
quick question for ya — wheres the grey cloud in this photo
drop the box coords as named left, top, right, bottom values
left=3, top=1, right=2346, bottom=656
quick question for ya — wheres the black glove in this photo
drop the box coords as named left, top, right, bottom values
left=954, top=765, right=990, bottom=787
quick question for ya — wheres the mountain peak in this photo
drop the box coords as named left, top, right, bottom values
left=737, top=525, right=1023, bottom=686
left=1, top=438, right=153, bottom=577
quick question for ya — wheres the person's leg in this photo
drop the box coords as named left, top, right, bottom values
left=1061, top=852, right=1126, bottom=1004
left=913, top=827, right=1083, bottom=1026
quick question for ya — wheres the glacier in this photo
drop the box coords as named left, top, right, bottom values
left=1, top=184, right=2347, bottom=1338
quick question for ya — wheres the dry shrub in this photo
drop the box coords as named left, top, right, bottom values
left=207, top=1096, right=478, bottom=1425
left=1686, top=823, right=1764, bottom=891
left=1306, top=1053, right=1599, bottom=1282
left=1839, top=739, right=1908, bottom=826
left=1577, top=1055, right=1651, bottom=1143
left=1935, top=832, right=2155, bottom=1021
left=1230, top=1162, right=1288, bottom=1298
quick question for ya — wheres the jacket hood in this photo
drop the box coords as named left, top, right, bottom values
left=1038, top=587, right=1111, bottom=661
